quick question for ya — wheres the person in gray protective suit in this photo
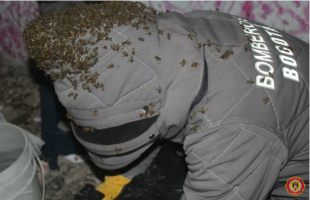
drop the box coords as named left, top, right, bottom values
left=23, top=2, right=309, bottom=199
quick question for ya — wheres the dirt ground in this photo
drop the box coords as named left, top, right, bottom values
left=0, top=75, right=105, bottom=200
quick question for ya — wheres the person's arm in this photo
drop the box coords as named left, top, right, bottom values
left=182, top=123, right=287, bottom=200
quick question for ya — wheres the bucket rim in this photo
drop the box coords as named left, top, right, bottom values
left=0, top=122, right=29, bottom=179
left=0, top=143, right=33, bottom=191
left=5, top=158, right=37, bottom=200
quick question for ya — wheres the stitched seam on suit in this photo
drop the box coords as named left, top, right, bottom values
left=190, top=124, right=277, bottom=191
left=56, top=27, right=130, bottom=107
left=207, top=124, right=244, bottom=166
left=216, top=86, right=254, bottom=126
left=293, top=149, right=309, bottom=158
left=113, top=29, right=158, bottom=105
left=285, top=106, right=309, bottom=130
left=57, top=27, right=128, bottom=97
left=239, top=155, right=268, bottom=185
left=239, top=140, right=280, bottom=186
left=264, top=88, right=280, bottom=130
left=243, top=127, right=273, bottom=145
left=270, top=154, right=281, bottom=165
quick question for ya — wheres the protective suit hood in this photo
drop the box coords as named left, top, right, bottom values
left=23, top=2, right=205, bottom=169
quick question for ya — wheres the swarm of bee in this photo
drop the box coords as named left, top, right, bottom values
left=263, top=97, right=270, bottom=105
left=156, top=86, right=161, bottom=93
left=190, top=112, right=195, bottom=119
left=22, top=2, right=220, bottom=132
left=179, top=59, right=186, bottom=67
left=191, top=125, right=199, bottom=132
left=220, top=49, right=234, bottom=60
left=140, top=103, right=156, bottom=118
left=247, top=78, right=254, bottom=84
left=199, top=107, right=207, bottom=114
left=22, top=2, right=160, bottom=99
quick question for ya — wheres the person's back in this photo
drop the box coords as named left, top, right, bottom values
left=23, top=2, right=308, bottom=199
left=179, top=11, right=309, bottom=199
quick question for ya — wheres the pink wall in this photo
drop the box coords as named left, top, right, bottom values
left=0, top=1, right=308, bottom=76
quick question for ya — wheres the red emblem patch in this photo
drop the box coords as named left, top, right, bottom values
left=285, top=176, right=305, bottom=196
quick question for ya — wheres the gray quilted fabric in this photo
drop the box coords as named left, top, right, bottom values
left=55, top=20, right=162, bottom=129
left=24, top=4, right=309, bottom=199
left=180, top=11, right=309, bottom=200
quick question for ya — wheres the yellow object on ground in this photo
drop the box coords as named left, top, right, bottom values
left=96, top=175, right=131, bottom=200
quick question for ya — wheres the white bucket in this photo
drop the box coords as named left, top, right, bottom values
left=0, top=114, right=45, bottom=200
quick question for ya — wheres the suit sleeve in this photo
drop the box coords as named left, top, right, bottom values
left=181, top=123, right=288, bottom=200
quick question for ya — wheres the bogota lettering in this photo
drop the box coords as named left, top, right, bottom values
left=237, top=18, right=299, bottom=90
